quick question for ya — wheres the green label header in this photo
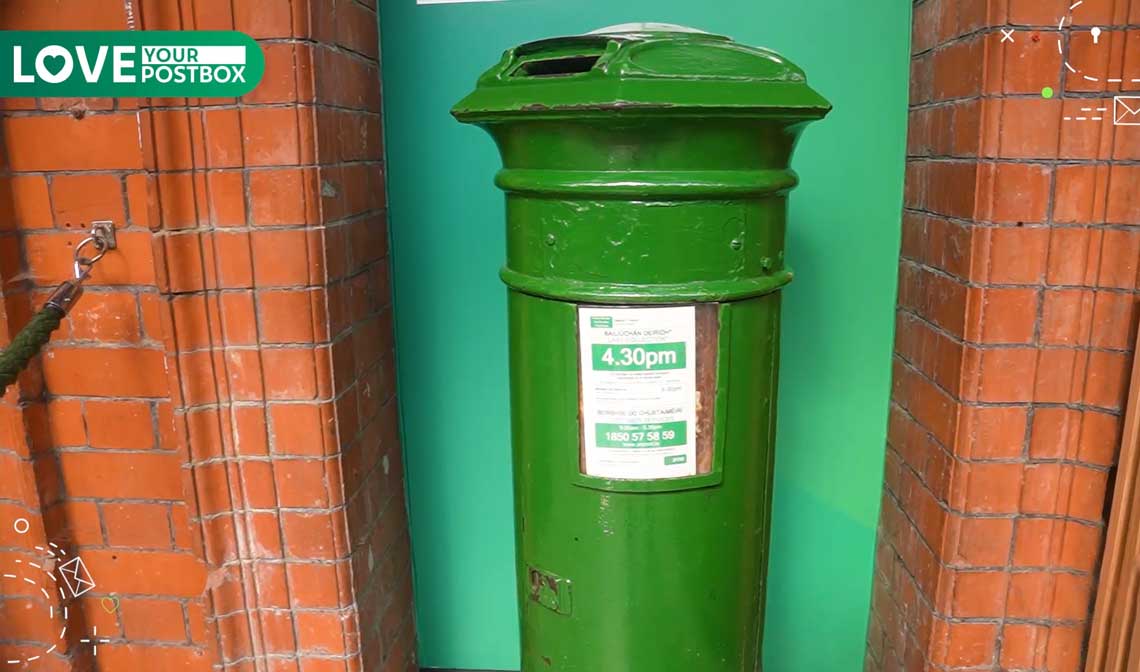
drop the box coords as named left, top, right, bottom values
left=0, top=31, right=265, bottom=97
left=592, top=342, right=686, bottom=371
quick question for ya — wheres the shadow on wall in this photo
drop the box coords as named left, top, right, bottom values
left=0, top=115, right=108, bottom=669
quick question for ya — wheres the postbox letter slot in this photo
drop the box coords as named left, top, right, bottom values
left=513, top=55, right=600, bottom=78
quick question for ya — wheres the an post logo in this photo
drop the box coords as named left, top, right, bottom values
left=1, top=31, right=264, bottom=97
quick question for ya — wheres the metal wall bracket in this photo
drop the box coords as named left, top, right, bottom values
left=91, top=221, right=117, bottom=250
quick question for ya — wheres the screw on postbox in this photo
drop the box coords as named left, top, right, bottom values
left=453, top=23, right=830, bottom=672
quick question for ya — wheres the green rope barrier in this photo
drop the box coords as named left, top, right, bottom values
left=0, top=305, right=65, bottom=392
left=0, top=229, right=114, bottom=393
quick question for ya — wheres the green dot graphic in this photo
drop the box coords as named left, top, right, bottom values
left=1042, top=86, right=1055, bottom=99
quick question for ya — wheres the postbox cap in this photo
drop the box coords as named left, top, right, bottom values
left=452, top=24, right=831, bottom=122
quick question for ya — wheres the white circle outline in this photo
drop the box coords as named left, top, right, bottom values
left=1055, top=2, right=1140, bottom=84
left=12, top=518, right=29, bottom=535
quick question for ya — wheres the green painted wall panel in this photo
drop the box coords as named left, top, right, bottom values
left=376, top=3, right=910, bottom=671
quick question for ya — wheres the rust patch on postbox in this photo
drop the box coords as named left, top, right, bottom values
left=693, top=303, right=718, bottom=475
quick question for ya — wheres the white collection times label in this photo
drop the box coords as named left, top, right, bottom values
left=578, top=306, right=697, bottom=480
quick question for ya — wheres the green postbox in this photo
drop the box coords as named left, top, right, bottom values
left=453, top=23, right=830, bottom=672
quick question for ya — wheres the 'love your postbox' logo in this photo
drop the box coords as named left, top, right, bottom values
left=0, top=31, right=264, bottom=97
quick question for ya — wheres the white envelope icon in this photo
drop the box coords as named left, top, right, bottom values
left=1115, top=96, right=1140, bottom=126
left=57, top=556, right=96, bottom=598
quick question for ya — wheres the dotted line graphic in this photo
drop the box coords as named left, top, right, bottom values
left=1064, top=105, right=1109, bottom=122
left=2, top=525, right=108, bottom=667
left=1, top=556, right=69, bottom=666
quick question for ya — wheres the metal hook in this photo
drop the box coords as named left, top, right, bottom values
left=72, top=236, right=106, bottom=280
left=48, top=222, right=117, bottom=314
left=71, top=221, right=116, bottom=280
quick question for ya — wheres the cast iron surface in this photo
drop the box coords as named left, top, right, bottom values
left=510, top=295, right=781, bottom=671
left=454, top=24, right=831, bottom=672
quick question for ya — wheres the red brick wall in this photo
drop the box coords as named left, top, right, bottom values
left=0, top=1, right=415, bottom=670
left=867, top=1, right=1140, bottom=670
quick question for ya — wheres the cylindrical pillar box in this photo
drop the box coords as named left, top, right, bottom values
left=453, top=23, right=831, bottom=672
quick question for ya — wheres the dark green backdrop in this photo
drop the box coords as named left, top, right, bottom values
left=376, top=2, right=911, bottom=670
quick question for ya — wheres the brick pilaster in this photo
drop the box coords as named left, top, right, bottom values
left=0, top=1, right=414, bottom=670
left=867, top=1, right=1140, bottom=670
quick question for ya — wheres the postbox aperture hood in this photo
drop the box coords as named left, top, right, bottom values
left=452, top=23, right=832, bottom=123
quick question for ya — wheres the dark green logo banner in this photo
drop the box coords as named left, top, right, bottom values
left=0, top=31, right=265, bottom=97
